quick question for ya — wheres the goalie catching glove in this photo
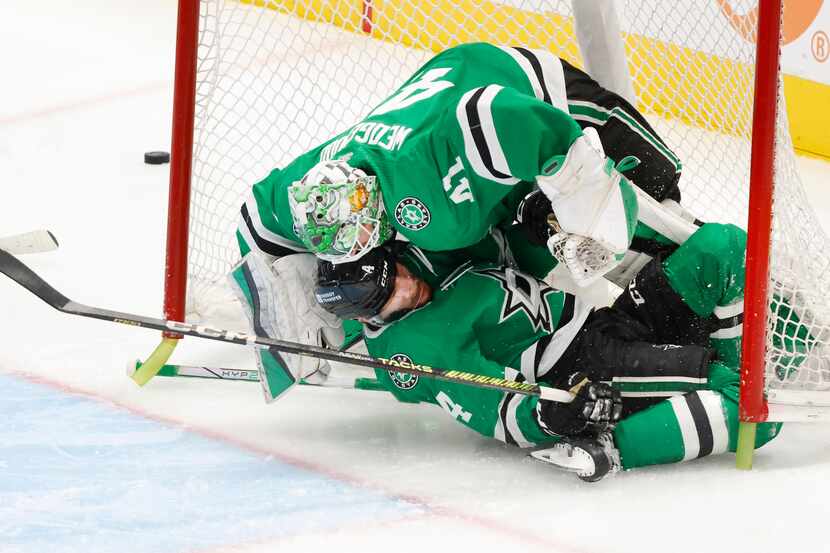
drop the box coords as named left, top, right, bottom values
left=535, top=372, right=622, bottom=437
left=517, top=189, right=624, bottom=287
left=535, top=127, right=639, bottom=276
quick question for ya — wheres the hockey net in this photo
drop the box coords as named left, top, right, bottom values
left=165, top=0, right=830, bottom=421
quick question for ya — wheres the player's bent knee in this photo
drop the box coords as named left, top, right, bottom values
left=685, top=223, right=746, bottom=262
left=709, top=372, right=782, bottom=452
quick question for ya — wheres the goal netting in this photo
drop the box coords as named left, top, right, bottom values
left=168, top=0, right=830, bottom=421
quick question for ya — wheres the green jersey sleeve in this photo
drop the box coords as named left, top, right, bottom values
left=447, top=83, right=583, bottom=185
left=370, top=82, right=583, bottom=253
left=236, top=165, right=312, bottom=259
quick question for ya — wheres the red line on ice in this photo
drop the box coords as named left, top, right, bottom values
left=11, top=370, right=592, bottom=553
left=0, top=81, right=168, bottom=126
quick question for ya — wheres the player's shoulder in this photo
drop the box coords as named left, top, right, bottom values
left=428, top=42, right=504, bottom=64
left=428, top=261, right=510, bottom=305
left=461, top=264, right=564, bottom=308
left=267, top=145, right=328, bottom=186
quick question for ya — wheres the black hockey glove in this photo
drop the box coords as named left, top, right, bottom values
left=535, top=372, right=623, bottom=438
left=516, top=189, right=558, bottom=246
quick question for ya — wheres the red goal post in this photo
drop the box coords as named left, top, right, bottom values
left=164, top=0, right=199, bottom=334
left=140, top=0, right=830, bottom=469
left=736, top=0, right=781, bottom=468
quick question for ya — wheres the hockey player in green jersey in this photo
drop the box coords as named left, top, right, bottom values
left=237, top=41, right=682, bottom=287
left=309, top=222, right=787, bottom=482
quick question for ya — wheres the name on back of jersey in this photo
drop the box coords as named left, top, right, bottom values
left=321, top=121, right=413, bottom=160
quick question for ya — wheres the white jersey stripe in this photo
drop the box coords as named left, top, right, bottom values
left=520, top=343, right=539, bottom=384
left=620, top=391, right=686, bottom=398
left=493, top=394, right=507, bottom=443
left=497, top=47, right=568, bottom=113
left=612, top=376, right=708, bottom=384
left=531, top=49, right=568, bottom=112
left=504, top=366, right=520, bottom=382
left=536, top=296, right=593, bottom=379
left=505, top=394, right=534, bottom=447
left=478, top=85, right=516, bottom=181
left=570, top=113, right=606, bottom=126
left=498, top=46, right=543, bottom=99
left=455, top=87, right=520, bottom=185
left=699, top=391, right=730, bottom=454
left=237, top=214, right=272, bottom=262
left=713, top=301, right=744, bottom=319
left=710, top=324, right=743, bottom=340
left=669, top=395, right=700, bottom=461
left=243, top=195, right=306, bottom=253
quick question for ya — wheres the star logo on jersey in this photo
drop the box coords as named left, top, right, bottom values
left=475, top=268, right=557, bottom=333
left=387, top=354, right=420, bottom=390
left=394, top=197, right=430, bottom=230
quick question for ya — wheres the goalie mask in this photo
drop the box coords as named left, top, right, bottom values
left=288, top=159, right=393, bottom=263
left=314, top=246, right=398, bottom=323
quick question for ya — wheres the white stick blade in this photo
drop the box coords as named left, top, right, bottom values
left=0, top=230, right=59, bottom=255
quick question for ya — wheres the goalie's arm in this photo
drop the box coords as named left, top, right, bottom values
left=451, top=85, right=637, bottom=258
left=452, top=84, right=583, bottom=186
left=236, top=169, right=308, bottom=262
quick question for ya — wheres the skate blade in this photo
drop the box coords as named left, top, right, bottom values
left=529, top=446, right=590, bottom=473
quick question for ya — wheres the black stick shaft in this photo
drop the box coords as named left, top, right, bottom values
left=0, top=249, right=572, bottom=402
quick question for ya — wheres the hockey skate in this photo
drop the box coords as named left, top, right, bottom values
left=530, top=432, right=621, bottom=482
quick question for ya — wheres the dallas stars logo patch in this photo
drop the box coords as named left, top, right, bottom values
left=394, top=197, right=430, bottom=230
left=476, top=268, right=557, bottom=333
left=387, top=354, right=420, bottom=390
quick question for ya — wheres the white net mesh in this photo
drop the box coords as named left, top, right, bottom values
left=183, top=0, right=830, bottom=415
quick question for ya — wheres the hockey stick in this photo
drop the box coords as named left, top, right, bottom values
left=0, top=248, right=573, bottom=402
left=133, top=360, right=387, bottom=391
left=0, top=230, right=59, bottom=255
left=632, top=185, right=697, bottom=245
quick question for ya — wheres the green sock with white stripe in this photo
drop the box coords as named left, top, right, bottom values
left=613, top=363, right=781, bottom=470
left=614, top=389, right=731, bottom=469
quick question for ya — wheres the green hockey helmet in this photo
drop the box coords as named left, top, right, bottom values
left=288, top=159, right=392, bottom=263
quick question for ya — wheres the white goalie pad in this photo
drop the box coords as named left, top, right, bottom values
left=269, top=253, right=345, bottom=380
left=229, top=252, right=344, bottom=402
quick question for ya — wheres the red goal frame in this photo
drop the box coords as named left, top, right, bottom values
left=735, top=0, right=783, bottom=467
left=158, top=0, right=784, bottom=466
left=163, top=0, right=199, bottom=338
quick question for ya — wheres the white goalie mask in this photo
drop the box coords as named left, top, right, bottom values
left=288, top=159, right=393, bottom=263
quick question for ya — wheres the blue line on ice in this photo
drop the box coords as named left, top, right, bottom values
left=0, top=374, right=422, bottom=552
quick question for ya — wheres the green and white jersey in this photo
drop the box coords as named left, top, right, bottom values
left=363, top=263, right=594, bottom=447
left=237, top=42, right=583, bottom=259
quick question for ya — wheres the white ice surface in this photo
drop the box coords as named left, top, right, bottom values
left=3, top=2, right=830, bottom=552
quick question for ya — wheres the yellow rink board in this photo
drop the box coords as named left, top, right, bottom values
left=245, top=0, right=830, bottom=160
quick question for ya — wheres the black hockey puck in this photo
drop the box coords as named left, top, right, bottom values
left=144, top=151, right=170, bottom=165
